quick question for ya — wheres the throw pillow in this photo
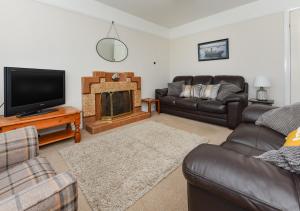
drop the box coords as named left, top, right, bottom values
left=256, top=103, right=300, bottom=136
left=191, top=84, right=203, bottom=98
left=201, top=84, right=221, bottom=100
left=180, top=85, right=192, bottom=98
left=255, top=146, right=300, bottom=174
left=167, top=81, right=184, bottom=97
left=216, top=80, right=242, bottom=101
left=284, top=128, right=300, bottom=147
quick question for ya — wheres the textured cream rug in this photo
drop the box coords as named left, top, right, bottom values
left=59, top=121, right=208, bottom=211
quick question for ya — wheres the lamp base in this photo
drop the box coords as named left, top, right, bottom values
left=256, top=87, right=268, bottom=101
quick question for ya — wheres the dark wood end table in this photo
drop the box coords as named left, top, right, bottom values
left=249, top=98, right=274, bottom=106
left=142, top=98, right=160, bottom=115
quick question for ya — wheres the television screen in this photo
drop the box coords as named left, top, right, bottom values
left=4, top=67, right=65, bottom=117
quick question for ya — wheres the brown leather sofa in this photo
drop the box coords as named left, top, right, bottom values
left=155, top=75, right=248, bottom=129
left=183, top=105, right=300, bottom=211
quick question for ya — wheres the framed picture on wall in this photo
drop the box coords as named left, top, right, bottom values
left=198, top=39, right=229, bottom=61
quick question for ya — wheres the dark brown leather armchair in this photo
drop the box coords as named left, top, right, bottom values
left=155, top=75, right=248, bottom=129
left=183, top=105, right=300, bottom=211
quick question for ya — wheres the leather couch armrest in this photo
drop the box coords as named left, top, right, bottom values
left=226, top=94, right=248, bottom=129
left=155, top=88, right=168, bottom=99
left=183, top=144, right=298, bottom=211
left=222, top=93, right=248, bottom=104
left=244, top=82, right=249, bottom=93
left=242, top=104, right=277, bottom=123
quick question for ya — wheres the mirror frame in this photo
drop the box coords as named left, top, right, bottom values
left=96, top=38, right=129, bottom=62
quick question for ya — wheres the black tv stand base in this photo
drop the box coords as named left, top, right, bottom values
left=16, top=108, right=58, bottom=118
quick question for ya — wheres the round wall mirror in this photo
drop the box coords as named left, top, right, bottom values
left=96, top=38, right=128, bottom=62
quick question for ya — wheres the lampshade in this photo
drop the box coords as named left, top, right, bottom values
left=254, top=76, right=271, bottom=88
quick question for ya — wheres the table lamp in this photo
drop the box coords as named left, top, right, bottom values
left=254, top=76, right=271, bottom=101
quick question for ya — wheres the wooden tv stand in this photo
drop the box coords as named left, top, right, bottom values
left=0, top=106, right=81, bottom=146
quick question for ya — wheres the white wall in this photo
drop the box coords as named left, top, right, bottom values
left=291, top=9, right=300, bottom=104
left=170, top=13, right=286, bottom=106
left=0, top=0, right=170, bottom=115
left=170, top=0, right=300, bottom=39
left=0, top=0, right=293, bottom=115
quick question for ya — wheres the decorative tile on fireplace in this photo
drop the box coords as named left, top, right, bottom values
left=82, top=72, right=142, bottom=118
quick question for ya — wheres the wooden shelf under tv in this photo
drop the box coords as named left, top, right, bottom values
left=39, top=128, right=75, bottom=146
left=0, top=106, right=81, bottom=146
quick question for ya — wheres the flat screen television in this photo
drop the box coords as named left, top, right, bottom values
left=4, top=67, right=65, bottom=117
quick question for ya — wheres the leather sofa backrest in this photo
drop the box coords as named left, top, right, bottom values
left=172, top=75, right=247, bottom=92
left=213, top=75, right=245, bottom=90
left=242, top=104, right=277, bottom=124
left=173, top=76, right=193, bottom=85
left=192, top=76, right=213, bottom=85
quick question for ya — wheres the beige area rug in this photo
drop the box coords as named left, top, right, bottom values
left=59, top=121, right=208, bottom=211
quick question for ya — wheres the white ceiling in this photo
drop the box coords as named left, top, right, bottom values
left=95, top=0, right=257, bottom=28
left=36, top=0, right=300, bottom=38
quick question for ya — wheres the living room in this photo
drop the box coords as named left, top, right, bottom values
left=0, top=0, right=300, bottom=210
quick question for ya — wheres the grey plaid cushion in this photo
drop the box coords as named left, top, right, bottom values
left=0, top=157, right=56, bottom=200
left=0, top=126, right=39, bottom=172
left=256, top=103, right=300, bottom=136
left=180, top=85, right=192, bottom=98
left=191, top=84, right=203, bottom=98
left=167, top=81, right=184, bottom=97
left=216, top=80, right=242, bottom=101
left=255, top=146, right=300, bottom=174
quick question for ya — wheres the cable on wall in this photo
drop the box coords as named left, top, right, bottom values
left=106, top=21, right=121, bottom=40
left=0, top=102, right=4, bottom=115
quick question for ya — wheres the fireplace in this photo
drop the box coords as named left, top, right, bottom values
left=82, top=71, right=150, bottom=134
left=101, top=90, right=133, bottom=120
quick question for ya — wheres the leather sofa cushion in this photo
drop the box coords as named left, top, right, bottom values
left=226, top=123, right=285, bottom=152
left=183, top=144, right=300, bottom=211
left=222, top=141, right=265, bottom=156
left=213, top=76, right=245, bottom=90
left=176, top=98, right=201, bottom=111
left=159, top=96, right=176, bottom=105
left=173, top=76, right=193, bottom=85
left=189, top=109, right=227, bottom=119
left=197, top=100, right=226, bottom=114
left=192, top=76, right=213, bottom=85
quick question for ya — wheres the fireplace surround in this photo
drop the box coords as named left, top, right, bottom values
left=81, top=71, right=150, bottom=133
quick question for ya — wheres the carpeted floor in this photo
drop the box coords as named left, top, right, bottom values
left=40, top=113, right=232, bottom=211
left=59, top=121, right=208, bottom=211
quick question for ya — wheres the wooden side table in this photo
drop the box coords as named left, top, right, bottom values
left=142, top=98, right=160, bottom=115
left=249, top=98, right=274, bottom=106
